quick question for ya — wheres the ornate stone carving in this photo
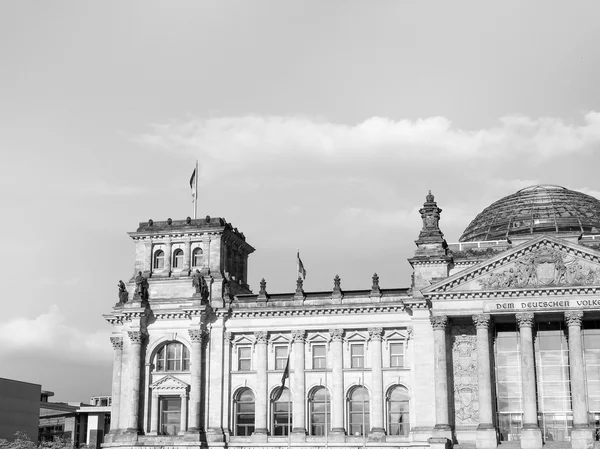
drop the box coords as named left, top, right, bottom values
left=368, top=327, right=383, bottom=340
left=292, top=329, right=306, bottom=343
left=416, top=191, right=445, bottom=244
left=371, top=273, right=380, bottom=294
left=478, top=246, right=600, bottom=290
left=192, top=269, right=209, bottom=300
left=128, top=330, right=145, bottom=344
left=430, top=315, right=448, bottom=330
left=134, top=271, right=149, bottom=301
left=117, top=280, right=128, bottom=305
left=189, top=329, right=203, bottom=342
left=110, top=336, right=123, bottom=349
left=451, top=324, right=479, bottom=426
left=329, top=328, right=344, bottom=341
left=564, top=310, right=584, bottom=327
left=516, top=312, right=535, bottom=328
left=333, top=275, right=342, bottom=293
left=254, top=331, right=269, bottom=343
left=472, top=314, right=491, bottom=329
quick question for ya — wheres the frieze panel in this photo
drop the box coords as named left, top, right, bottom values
left=451, top=325, right=479, bottom=426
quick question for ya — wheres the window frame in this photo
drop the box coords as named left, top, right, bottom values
left=154, top=249, right=165, bottom=270
left=234, top=388, right=255, bottom=436
left=350, top=343, right=365, bottom=369
left=159, top=395, right=182, bottom=435
left=154, top=342, right=190, bottom=372
left=275, top=346, right=288, bottom=370
left=308, top=386, right=331, bottom=436
left=238, top=346, right=252, bottom=371
left=386, top=385, right=410, bottom=437
left=172, top=249, right=184, bottom=269
left=312, top=344, right=327, bottom=369
left=192, top=247, right=203, bottom=268
left=271, top=387, right=292, bottom=436
left=389, top=342, right=405, bottom=368
left=347, top=386, right=370, bottom=436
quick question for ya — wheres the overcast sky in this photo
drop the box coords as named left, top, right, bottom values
left=2, top=0, right=600, bottom=401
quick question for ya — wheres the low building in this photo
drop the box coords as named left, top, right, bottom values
left=0, top=377, right=41, bottom=441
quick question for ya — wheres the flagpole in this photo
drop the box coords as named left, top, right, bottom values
left=194, top=160, right=198, bottom=219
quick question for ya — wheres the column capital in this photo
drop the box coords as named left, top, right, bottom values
left=516, top=312, right=535, bottom=328
left=110, top=336, right=123, bottom=350
left=564, top=310, right=584, bottom=327
left=368, top=327, right=384, bottom=340
left=329, top=328, right=344, bottom=341
left=189, top=328, right=208, bottom=342
left=254, top=331, right=269, bottom=344
left=472, top=314, right=491, bottom=329
left=292, top=329, right=306, bottom=343
left=128, top=330, right=145, bottom=344
left=430, top=315, right=448, bottom=330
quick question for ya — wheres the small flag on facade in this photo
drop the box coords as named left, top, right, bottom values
left=190, top=167, right=197, bottom=202
left=272, top=354, right=290, bottom=401
left=297, top=252, right=306, bottom=280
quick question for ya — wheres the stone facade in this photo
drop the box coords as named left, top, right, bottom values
left=104, top=188, right=600, bottom=449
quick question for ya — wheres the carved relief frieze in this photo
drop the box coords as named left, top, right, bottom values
left=451, top=325, right=479, bottom=426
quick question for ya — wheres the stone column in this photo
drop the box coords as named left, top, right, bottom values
left=252, top=331, right=269, bottom=441
left=472, top=315, right=496, bottom=449
left=150, top=392, right=159, bottom=434
left=516, top=312, right=542, bottom=449
left=164, top=237, right=172, bottom=274
left=292, top=330, right=306, bottom=440
left=187, top=329, right=203, bottom=433
left=126, top=331, right=144, bottom=434
left=180, top=393, right=188, bottom=433
left=183, top=237, right=191, bottom=275
left=109, top=337, right=123, bottom=433
left=369, top=327, right=385, bottom=441
left=430, top=315, right=452, bottom=440
left=202, top=236, right=211, bottom=274
left=144, top=239, right=152, bottom=273
left=565, top=311, right=594, bottom=449
left=329, top=329, right=345, bottom=440
left=206, top=315, right=225, bottom=442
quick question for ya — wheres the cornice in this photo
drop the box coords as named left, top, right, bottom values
left=230, top=303, right=406, bottom=318
left=428, top=285, right=600, bottom=301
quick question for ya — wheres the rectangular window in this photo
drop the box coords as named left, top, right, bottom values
left=351, top=344, right=364, bottom=368
left=275, top=346, right=288, bottom=370
left=160, top=397, right=181, bottom=435
left=390, top=342, right=404, bottom=368
left=238, top=346, right=252, bottom=371
left=312, top=344, right=326, bottom=369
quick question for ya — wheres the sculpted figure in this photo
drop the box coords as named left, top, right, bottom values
left=555, top=259, right=567, bottom=284
left=135, top=271, right=149, bottom=300
left=192, top=269, right=202, bottom=293
left=118, top=280, right=128, bottom=304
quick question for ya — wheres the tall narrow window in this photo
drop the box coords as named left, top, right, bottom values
left=390, top=342, right=404, bottom=368
left=348, top=386, right=370, bottom=436
left=309, top=387, right=331, bottom=436
left=234, top=388, right=255, bottom=436
left=160, top=396, right=181, bottom=435
left=238, top=346, right=252, bottom=371
left=312, top=345, right=326, bottom=369
left=271, top=387, right=292, bottom=435
left=387, top=385, right=410, bottom=436
left=155, top=342, right=190, bottom=371
left=275, top=346, right=288, bottom=370
left=192, top=247, right=203, bottom=267
left=351, top=344, right=364, bottom=368
left=154, top=250, right=165, bottom=269
left=172, top=249, right=184, bottom=268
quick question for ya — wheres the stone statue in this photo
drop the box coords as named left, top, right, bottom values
left=134, top=271, right=149, bottom=301
left=117, top=280, right=128, bottom=304
left=192, top=269, right=202, bottom=293
left=223, top=278, right=231, bottom=300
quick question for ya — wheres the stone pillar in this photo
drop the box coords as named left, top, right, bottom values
left=109, top=337, right=123, bottom=433
left=472, top=315, right=496, bottom=449
left=515, top=312, right=542, bottom=449
left=430, top=315, right=452, bottom=441
left=150, top=392, right=159, bottom=434
left=565, top=311, right=594, bottom=449
left=292, top=330, right=306, bottom=440
left=180, top=393, right=188, bottom=433
left=202, top=236, right=210, bottom=274
left=252, top=331, right=269, bottom=441
left=144, top=239, right=152, bottom=274
left=206, top=315, right=225, bottom=442
left=329, top=329, right=345, bottom=441
left=164, top=237, right=172, bottom=274
left=183, top=237, right=191, bottom=275
left=187, top=329, right=203, bottom=433
left=126, top=331, right=144, bottom=434
left=369, top=327, right=385, bottom=441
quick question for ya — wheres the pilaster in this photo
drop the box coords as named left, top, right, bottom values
left=291, top=329, right=306, bottom=441
left=329, top=328, right=345, bottom=441
left=430, top=315, right=452, bottom=441
left=252, top=331, right=269, bottom=441
left=108, top=336, right=123, bottom=434
left=368, top=327, right=385, bottom=441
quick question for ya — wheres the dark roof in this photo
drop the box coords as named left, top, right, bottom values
left=459, top=185, right=600, bottom=242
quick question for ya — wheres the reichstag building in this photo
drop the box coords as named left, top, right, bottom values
left=103, top=185, right=600, bottom=449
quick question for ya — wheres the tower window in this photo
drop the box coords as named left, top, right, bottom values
left=155, top=342, right=190, bottom=371
left=172, top=249, right=184, bottom=268
left=154, top=250, right=165, bottom=269
left=192, top=247, right=203, bottom=267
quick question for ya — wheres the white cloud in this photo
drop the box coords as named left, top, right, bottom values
left=0, top=305, right=111, bottom=364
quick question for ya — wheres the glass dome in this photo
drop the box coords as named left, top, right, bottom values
left=459, top=185, right=600, bottom=242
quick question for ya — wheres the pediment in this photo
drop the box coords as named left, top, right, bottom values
left=424, top=235, right=600, bottom=296
left=149, top=375, right=189, bottom=391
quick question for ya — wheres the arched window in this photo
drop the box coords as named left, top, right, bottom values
left=271, top=387, right=292, bottom=435
left=348, top=386, right=370, bottom=436
left=309, top=387, right=331, bottom=436
left=234, top=388, right=255, bottom=436
left=172, top=249, right=184, bottom=268
left=154, top=250, right=165, bottom=269
left=154, top=342, right=190, bottom=371
left=387, top=385, right=410, bottom=436
left=192, top=248, right=203, bottom=267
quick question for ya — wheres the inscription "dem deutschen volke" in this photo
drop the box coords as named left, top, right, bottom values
left=483, top=299, right=600, bottom=313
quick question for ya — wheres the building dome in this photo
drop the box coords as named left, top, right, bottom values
left=459, top=185, right=600, bottom=242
